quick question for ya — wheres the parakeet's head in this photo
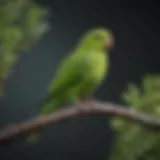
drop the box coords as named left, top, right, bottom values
left=79, top=28, right=114, bottom=51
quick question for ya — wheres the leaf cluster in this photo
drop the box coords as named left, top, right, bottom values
left=110, top=74, right=160, bottom=160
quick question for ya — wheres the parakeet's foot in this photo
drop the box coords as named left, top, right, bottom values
left=84, top=97, right=95, bottom=102
left=86, top=100, right=96, bottom=106
left=82, top=98, right=96, bottom=106
left=70, top=98, right=81, bottom=107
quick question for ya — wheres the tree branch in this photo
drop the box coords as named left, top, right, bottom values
left=0, top=101, right=160, bottom=145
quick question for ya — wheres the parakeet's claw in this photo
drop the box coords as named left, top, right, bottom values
left=86, top=100, right=96, bottom=106
left=69, top=98, right=81, bottom=107
left=82, top=97, right=96, bottom=106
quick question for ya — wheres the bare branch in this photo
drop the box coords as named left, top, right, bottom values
left=0, top=101, right=160, bottom=145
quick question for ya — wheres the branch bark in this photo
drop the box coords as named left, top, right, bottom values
left=0, top=101, right=160, bottom=145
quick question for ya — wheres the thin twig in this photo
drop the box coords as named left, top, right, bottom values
left=0, top=101, right=160, bottom=145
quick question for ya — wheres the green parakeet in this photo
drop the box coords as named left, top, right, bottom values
left=27, top=27, right=114, bottom=144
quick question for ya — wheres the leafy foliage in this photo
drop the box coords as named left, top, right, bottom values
left=0, top=0, right=50, bottom=96
left=110, top=74, right=160, bottom=160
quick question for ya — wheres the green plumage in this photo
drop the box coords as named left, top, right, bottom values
left=27, top=27, right=114, bottom=144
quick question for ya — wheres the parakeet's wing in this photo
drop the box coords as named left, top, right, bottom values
left=40, top=53, right=90, bottom=105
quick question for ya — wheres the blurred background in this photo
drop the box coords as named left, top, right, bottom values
left=0, top=0, right=159, bottom=160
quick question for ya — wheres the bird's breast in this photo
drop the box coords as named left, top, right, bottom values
left=88, top=52, right=109, bottom=81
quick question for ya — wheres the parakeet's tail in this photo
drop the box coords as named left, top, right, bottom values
left=26, top=96, right=78, bottom=144
left=27, top=132, right=40, bottom=144
left=26, top=99, right=59, bottom=144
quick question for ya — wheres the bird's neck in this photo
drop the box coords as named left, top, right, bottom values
left=76, top=45, right=107, bottom=54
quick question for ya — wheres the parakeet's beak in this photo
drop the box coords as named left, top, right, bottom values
left=105, top=35, right=114, bottom=50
